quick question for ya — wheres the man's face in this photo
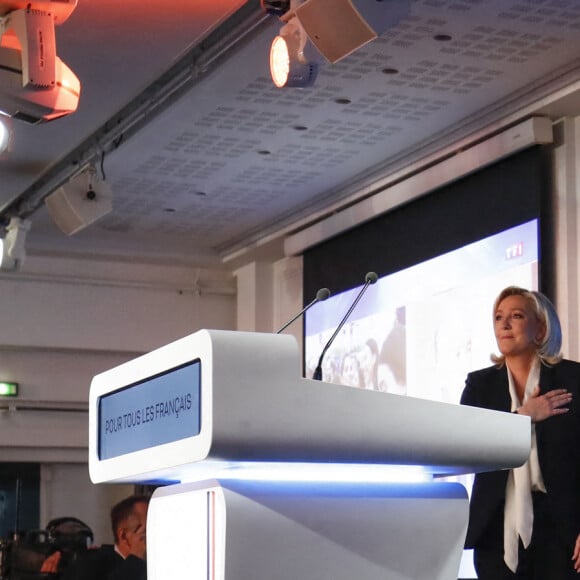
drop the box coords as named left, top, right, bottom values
left=121, top=501, right=148, bottom=559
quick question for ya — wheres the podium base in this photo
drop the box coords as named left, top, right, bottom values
left=147, top=478, right=468, bottom=580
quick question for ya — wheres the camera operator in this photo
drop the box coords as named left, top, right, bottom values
left=59, top=495, right=149, bottom=580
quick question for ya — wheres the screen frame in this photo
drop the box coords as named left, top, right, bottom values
left=97, top=358, right=202, bottom=461
left=89, top=330, right=216, bottom=485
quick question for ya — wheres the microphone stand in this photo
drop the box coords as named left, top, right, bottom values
left=312, top=272, right=378, bottom=381
left=276, top=288, right=330, bottom=334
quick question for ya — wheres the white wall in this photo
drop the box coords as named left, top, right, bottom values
left=0, top=251, right=307, bottom=539
left=0, top=255, right=236, bottom=536
left=0, top=256, right=236, bottom=352
left=234, top=256, right=303, bottom=345
left=234, top=261, right=274, bottom=333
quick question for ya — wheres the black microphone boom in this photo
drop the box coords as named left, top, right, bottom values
left=276, top=287, right=331, bottom=334
left=312, top=272, right=378, bottom=381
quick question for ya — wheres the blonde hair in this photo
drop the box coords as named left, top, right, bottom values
left=490, top=286, right=562, bottom=366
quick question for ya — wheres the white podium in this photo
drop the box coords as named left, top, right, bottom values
left=88, top=329, right=530, bottom=580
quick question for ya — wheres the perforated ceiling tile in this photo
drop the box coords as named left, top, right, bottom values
left=232, top=163, right=321, bottom=189
left=440, top=30, right=563, bottom=64
left=498, top=1, right=580, bottom=28
left=343, top=92, right=448, bottom=120
left=214, top=185, right=278, bottom=205
left=417, top=0, right=484, bottom=8
left=54, top=0, right=580, bottom=264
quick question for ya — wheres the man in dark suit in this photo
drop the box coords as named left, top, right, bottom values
left=461, top=286, right=580, bottom=579
left=60, top=495, right=149, bottom=580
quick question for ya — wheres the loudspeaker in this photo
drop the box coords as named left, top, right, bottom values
left=295, top=0, right=410, bottom=64
left=45, top=173, right=112, bottom=235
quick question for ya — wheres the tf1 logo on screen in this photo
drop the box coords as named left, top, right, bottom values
left=505, top=242, right=524, bottom=260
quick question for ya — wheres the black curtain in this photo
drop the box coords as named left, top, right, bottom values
left=303, top=146, right=553, bottom=301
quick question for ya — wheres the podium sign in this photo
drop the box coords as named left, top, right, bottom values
left=98, top=359, right=201, bottom=460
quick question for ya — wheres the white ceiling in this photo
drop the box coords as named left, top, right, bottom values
left=2, top=0, right=580, bottom=269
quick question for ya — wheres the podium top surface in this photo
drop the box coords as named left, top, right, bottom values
left=89, top=329, right=530, bottom=484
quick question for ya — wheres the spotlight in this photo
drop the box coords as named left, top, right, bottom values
left=269, top=18, right=318, bottom=88
left=0, top=216, right=30, bottom=271
left=44, top=165, right=113, bottom=235
left=264, top=0, right=410, bottom=87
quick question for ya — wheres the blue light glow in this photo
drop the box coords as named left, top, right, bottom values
left=179, top=461, right=431, bottom=484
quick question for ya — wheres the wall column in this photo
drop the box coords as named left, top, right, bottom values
left=234, top=257, right=304, bottom=361
left=234, top=262, right=274, bottom=332
left=552, top=117, right=580, bottom=360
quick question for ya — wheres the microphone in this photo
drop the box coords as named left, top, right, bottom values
left=312, top=272, right=378, bottom=381
left=276, top=287, right=331, bottom=334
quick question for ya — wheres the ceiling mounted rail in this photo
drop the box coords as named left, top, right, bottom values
left=0, top=0, right=270, bottom=222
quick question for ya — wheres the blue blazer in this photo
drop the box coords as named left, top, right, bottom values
left=460, top=359, right=580, bottom=550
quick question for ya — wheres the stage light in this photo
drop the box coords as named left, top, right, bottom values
left=269, top=17, right=318, bottom=88
left=264, top=0, right=411, bottom=87
left=0, top=1, right=80, bottom=123
left=0, top=216, right=30, bottom=271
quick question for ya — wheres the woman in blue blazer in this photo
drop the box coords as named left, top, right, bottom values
left=461, top=286, right=580, bottom=579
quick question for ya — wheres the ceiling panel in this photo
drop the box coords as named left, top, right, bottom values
left=3, top=0, right=580, bottom=267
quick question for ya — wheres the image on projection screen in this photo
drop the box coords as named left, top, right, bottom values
left=305, top=219, right=538, bottom=403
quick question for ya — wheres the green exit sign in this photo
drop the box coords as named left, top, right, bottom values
left=0, top=382, right=18, bottom=396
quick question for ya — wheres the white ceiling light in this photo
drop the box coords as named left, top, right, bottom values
left=0, top=216, right=30, bottom=271
left=0, top=115, right=11, bottom=153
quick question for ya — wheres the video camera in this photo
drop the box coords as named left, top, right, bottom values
left=0, top=517, right=93, bottom=580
